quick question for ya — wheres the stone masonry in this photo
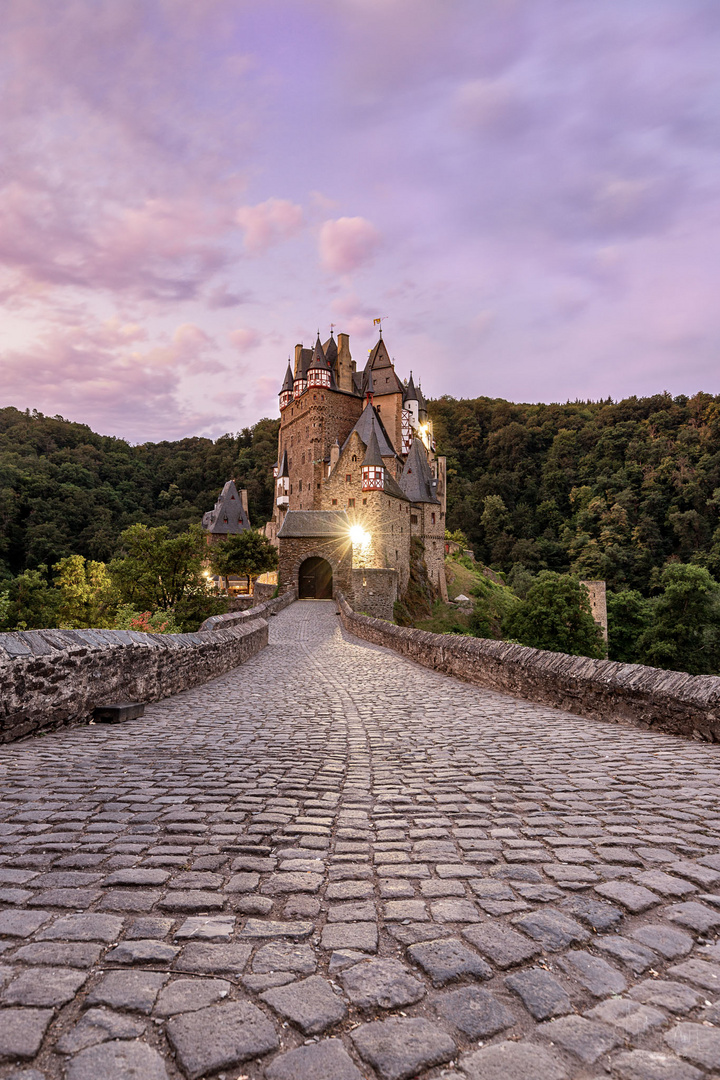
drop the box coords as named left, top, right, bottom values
left=2, top=601, right=720, bottom=1079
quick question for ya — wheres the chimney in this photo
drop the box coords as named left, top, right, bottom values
left=329, top=439, right=340, bottom=473
left=240, top=489, right=249, bottom=518
left=294, top=343, right=303, bottom=379
left=336, top=333, right=353, bottom=392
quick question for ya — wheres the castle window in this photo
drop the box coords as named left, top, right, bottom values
left=362, top=465, right=384, bottom=491
left=317, top=483, right=321, bottom=489
left=351, top=455, right=357, bottom=462
left=431, top=513, right=436, bottom=524
left=313, top=394, right=317, bottom=400
left=298, top=480, right=302, bottom=491
left=346, top=473, right=352, bottom=482
left=377, top=405, right=381, bottom=412
left=363, top=498, right=367, bottom=505
left=411, top=514, right=418, bottom=524
left=348, top=498, right=355, bottom=507
left=332, top=499, right=337, bottom=505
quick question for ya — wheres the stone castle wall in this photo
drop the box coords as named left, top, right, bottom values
left=351, top=569, right=398, bottom=621
left=0, top=618, right=269, bottom=745
left=198, top=589, right=296, bottom=631
left=337, top=593, right=720, bottom=743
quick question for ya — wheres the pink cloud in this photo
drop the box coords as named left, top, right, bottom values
left=319, top=217, right=381, bottom=273
left=235, top=198, right=304, bottom=254
left=229, top=327, right=262, bottom=351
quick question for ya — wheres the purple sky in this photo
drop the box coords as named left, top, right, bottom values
left=2, top=0, right=720, bottom=442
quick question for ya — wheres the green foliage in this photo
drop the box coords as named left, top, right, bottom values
left=636, top=563, right=720, bottom=675
left=53, top=554, right=118, bottom=629
left=505, top=571, right=606, bottom=658
left=468, top=574, right=520, bottom=640
left=0, top=407, right=279, bottom=579
left=444, top=527, right=469, bottom=546
left=209, top=530, right=278, bottom=582
left=430, top=391, right=720, bottom=592
left=109, top=523, right=206, bottom=610
left=606, top=589, right=652, bottom=664
left=4, top=566, right=60, bottom=630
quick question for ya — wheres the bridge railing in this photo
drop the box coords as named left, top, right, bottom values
left=336, top=592, right=720, bottom=743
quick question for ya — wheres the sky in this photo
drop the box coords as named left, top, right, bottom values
left=1, top=0, right=720, bottom=444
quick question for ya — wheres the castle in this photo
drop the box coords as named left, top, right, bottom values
left=265, top=329, right=447, bottom=617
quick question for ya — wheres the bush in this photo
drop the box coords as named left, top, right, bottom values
left=505, top=571, right=605, bottom=658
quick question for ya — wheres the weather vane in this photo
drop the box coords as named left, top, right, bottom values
left=373, top=315, right=389, bottom=336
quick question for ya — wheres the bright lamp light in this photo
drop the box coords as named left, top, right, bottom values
left=349, top=525, right=368, bottom=545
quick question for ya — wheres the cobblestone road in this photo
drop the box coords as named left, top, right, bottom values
left=3, top=601, right=720, bottom=1079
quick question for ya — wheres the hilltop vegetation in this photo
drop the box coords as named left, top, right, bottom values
left=431, top=391, right=720, bottom=592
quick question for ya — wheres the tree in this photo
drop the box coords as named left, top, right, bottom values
left=53, top=554, right=118, bottom=628
left=209, top=530, right=278, bottom=590
left=3, top=566, right=60, bottom=630
left=109, top=523, right=226, bottom=631
left=505, top=571, right=605, bottom=658
left=607, top=589, right=652, bottom=664
left=637, top=563, right=720, bottom=675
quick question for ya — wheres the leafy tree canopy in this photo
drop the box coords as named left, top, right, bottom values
left=209, top=530, right=278, bottom=582
left=505, top=571, right=606, bottom=658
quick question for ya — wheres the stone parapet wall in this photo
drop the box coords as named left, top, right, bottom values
left=0, top=618, right=269, bottom=745
left=351, top=568, right=398, bottom=621
left=198, top=589, right=296, bottom=632
left=337, top=593, right=720, bottom=742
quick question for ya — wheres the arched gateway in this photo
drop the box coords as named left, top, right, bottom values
left=298, top=556, right=333, bottom=599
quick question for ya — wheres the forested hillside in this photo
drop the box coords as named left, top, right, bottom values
left=0, top=407, right=279, bottom=581
left=3, top=391, right=720, bottom=599
left=432, top=391, right=720, bottom=594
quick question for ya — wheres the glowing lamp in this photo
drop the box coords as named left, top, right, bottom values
left=349, top=525, right=369, bottom=546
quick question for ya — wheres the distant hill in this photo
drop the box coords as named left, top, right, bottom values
left=0, top=406, right=279, bottom=580
left=3, top=391, right=720, bottom=597
left=431, top=391, right=720, bottom=594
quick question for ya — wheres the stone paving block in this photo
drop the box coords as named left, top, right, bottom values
left=383, top=899, right=428, bottom=921
left=65, top=1039, right=170, bottom=1080
left=99, top=889, right=162, bottom=912
left=153, top=976, right=231, bottom=1015
left=665, top=900, right=720, bottom=932
left=667, top=957, right=720, bottom=990
left=407, top=937, right=491, bottom=985
left=340, top=958, right=425, bottom=1009
left=0, top=910, right=51, bottom=938
left=628, top=978, right=704, bottom=1012
left=102, top=868, right=170, bottom=886
left=264, top=1037, right=364, bottom=1080
left=320, top=922, right=377, bottom=952
left=37, top=913, right=123, bottom=942
left=240, top=919, right=313, bottom=938
left=430, top=898, right=480, bottom=922
left=511, top=908, right=589, bottom=950
left=594, top=881, right=660, bottom=912
left=504, top=967, right=573, bottom=1019
left=158, top=889, right=225, bottom=911
left=351, top=1016, right=455, bottom=1080
left=0, top=1007, right=53, bottom=1059
left=252, top=942, right=316, bottom=974
left=166, top=999, right=278, bottom=1078
left=328, top=900, right=376, bottom=922
left=611, top=1049, right=702, bottom=1080
left=462, top=922, right=540, bottom=967
left=595, top=934, right=659, bottom=973
left=87, top=970, right=168, bottom=1013
left=260, top=974, right=347, bottom=1033
left=55, top=1007, right=146, bottom=1053
left=261, top=872, right=323, bottom=894
left=633, top=870, right=697, bottom=897
left=175, top=942, right=252, bottom=973
left=326, top=880, right=373, bottom=899
left=586, top=997, right=667, bottom=1036
left=174, top=915, right=234, bottom=940
left=105, top=939, right=180, bottom=964
left=560, top=895, right=623, bottom=931
left=434, top=985, right=515, bottom=1038
left=461, top=1039, right=567, bottom=1080
left=665, top=1022, right=720, bottom=1069
left=630, top=922, right=692, bottom=958
left=126, top=917, right=175, bottom=939
left=558, top=949, right=626, bottom=995
left=538, top=1014, right=620, bottom=1063
left=11, top=942, right=101, bottom=968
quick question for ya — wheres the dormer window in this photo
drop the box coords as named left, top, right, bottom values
left=362, top=465, right=384, bottom=491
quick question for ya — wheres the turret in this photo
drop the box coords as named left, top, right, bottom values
left=276, top=449, right=290, bottom=508
left=279, top=363, right=294, bottom=410
left=361, top=427, right=385, bottom=491
left=404, top=371, right=419, bottom=424
left=307, top=334, right=333, bottom=389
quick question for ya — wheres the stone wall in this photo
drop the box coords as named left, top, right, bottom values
left=198, top=589, right=296, bottom=631
left=278, top=537, right=353, bottom=598
left=0, top=617, right=270, bottom=745
left=337, top=593, right=720, bottom=742
left=351, top=568, right=398, bottom=621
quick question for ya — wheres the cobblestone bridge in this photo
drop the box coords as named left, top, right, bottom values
left=2, top=600, right=720, bottom=1080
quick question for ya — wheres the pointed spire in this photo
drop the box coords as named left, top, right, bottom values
left=309, top=333, right=326, bottom=369
left=362, top=424, right=384, bottom=469
left=404, top=370, right=417, bottom=403
left=281, top=363, right=294, bottom=393
left=365, top=365, right=374, bottom=402
left=278, top=449, right=289, bottom=477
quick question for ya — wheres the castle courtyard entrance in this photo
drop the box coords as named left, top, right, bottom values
left=298, top=555, right=333, bottom=598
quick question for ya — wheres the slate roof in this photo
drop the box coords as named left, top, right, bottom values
left=277, top=510, right=350, bottom=538
left=399, top=439, right=440, bottom=504
left=342, top=403, right=397, bottom=459
left=278, top=449, right=289, bottom=478
left=404, top=372, right=417, bottom=403
left=202, top=480, right=251, bottom=534
left=323, top=333, right=338, bottom=365
left=281, top=363, right=294, bottom=392
left=308, top=335, right=326, bottom=368
left=361, top=427, right=384, bottom=468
